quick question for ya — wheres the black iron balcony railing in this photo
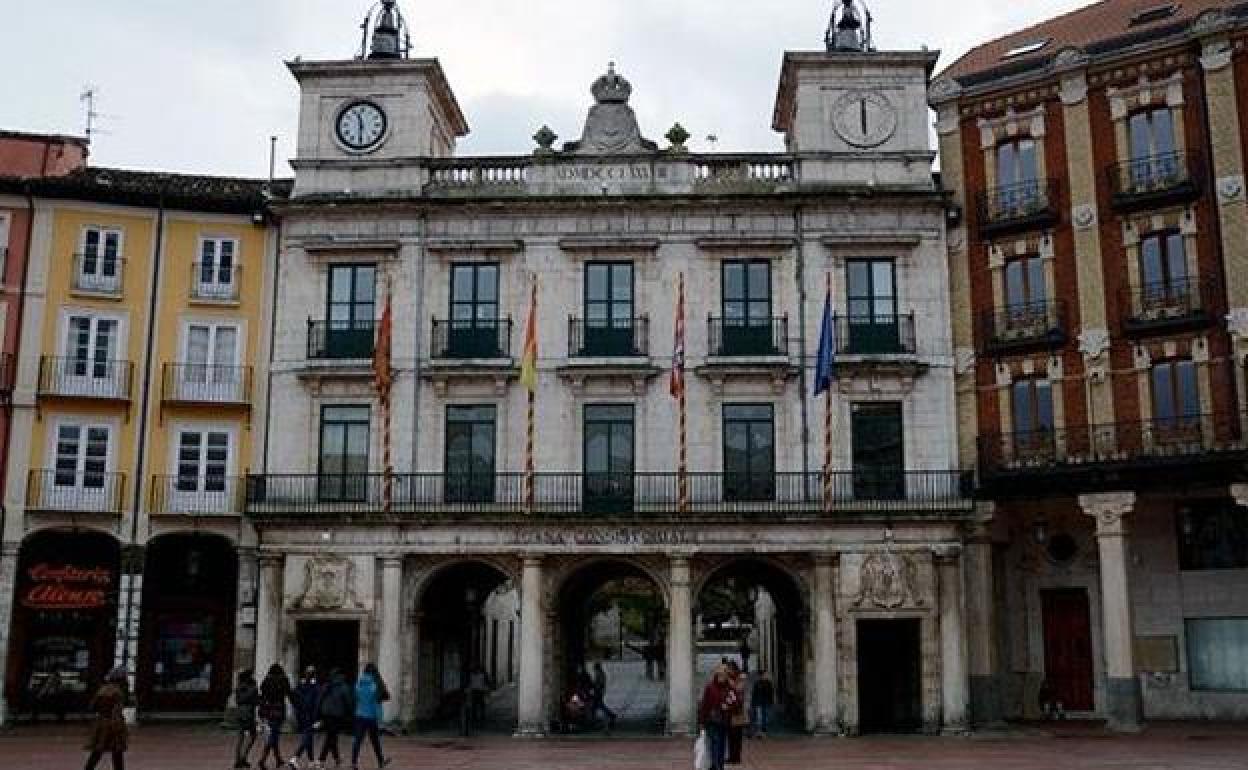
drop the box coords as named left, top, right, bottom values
left=568, top=316, right=649, bottom=358
left=191, top=261, right=240, bottom=301
left=978, top=412, right=1247, bottom=477
left=979, top=300, right=1067, bottom=354
left=150, top=475, right=245, bottom=515
left=708, top=316, right=788, bottom=358
left=1108, top=151, right=1201, bottom=211
left=834, top=314, right=917, bottom=355
left=431, top=318, right=513, bottom=359
left=72, top=253, right=124, bottom=295
left=307, top=319, right=376, bottom=360
left=976, top=179, right=1059, bottom=236
left=245, top=470, right=970, bottom=518
left=1120, top=277, right=1217, bottom=334
left=162, top=363, right=252, bottom=404
left=27, top=469, right=126, bottom=513
left=38, top=356, right=133, bottom=400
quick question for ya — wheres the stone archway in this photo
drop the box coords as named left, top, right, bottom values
left=552, top=557, right=670, bottom=733
left=694, top=556, right=809, bottom=733
left=412, top=560, right=515, bottom=733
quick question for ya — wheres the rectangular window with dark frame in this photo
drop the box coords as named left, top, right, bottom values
left=449, top=262, right=501, bottom=357
left=721, top=259, right=774, bottom=355
left=1177, top=501, right=1248, bottom=571
left=79, top=227, right=122, bottom=293
left=319, top=406, right=370, bottom=502
left=993, top=138, right=1041, bottom=217
left=851, top=402, right=904, bottom=500
left=584, top=262, right=635, bottom=356
left=846, top=258, right=899, bottom=353
left=1150, top=359, right=1200, bottom=442
left=1186, top=617, right=1248, bottom=692
left=445, top=405, right=497, bottom=503
left=1138, top=231, right=1190, bottom=315
left=723, top=404, right=775, bottom=502
left=1004, top=254, right=1047, bottom=334
left=1011, top=378, right=1055, bottom=461
left=326, top=264, right=376, bottom=358
left=1128, top=107, right=1179, bottom=189
left=583, top=404, right=634, bottom=513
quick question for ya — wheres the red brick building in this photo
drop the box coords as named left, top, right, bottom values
left=932, top=0, right=1248, bottom=730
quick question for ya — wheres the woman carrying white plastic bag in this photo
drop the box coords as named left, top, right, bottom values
left=694, top=729, right=711, bottom=770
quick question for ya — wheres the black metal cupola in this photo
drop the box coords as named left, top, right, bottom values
left=360, top=0, right=411, bottom=60
left=826, top=0, right=875, bottom=53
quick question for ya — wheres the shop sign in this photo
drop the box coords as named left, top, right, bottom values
left=20, top=563, right=113, bottom=610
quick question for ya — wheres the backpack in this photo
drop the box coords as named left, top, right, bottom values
left=320, top=684, right=349, bottom=719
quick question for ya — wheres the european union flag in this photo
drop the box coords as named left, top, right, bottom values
left=813, top=288, right=836, bottom=396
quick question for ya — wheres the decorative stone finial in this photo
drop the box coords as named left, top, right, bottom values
left=533, top=125, right=558, bottom=154
left=665, top=123, right=691, bottom=153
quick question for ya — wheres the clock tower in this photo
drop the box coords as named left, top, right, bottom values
left=288, top=0, right=469, bottom=197
left=772, top=0, right=936, bottom=186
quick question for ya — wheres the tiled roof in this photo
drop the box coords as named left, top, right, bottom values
left=939, top=0, right=1246, bottom=84
left=0, top=167, right=292, bottom=214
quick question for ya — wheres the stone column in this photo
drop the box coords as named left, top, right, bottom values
left=936, top=546, right=970, bottom=733
left=667, top=555, right=695, bottom=736
left=516, top=556, right=545, bottom=736
left=0, top=541, right=21, bottom=726
left=1079, top=492, right=1141, bottom=732
left=964, top=505, right=1002, bottom=726
left=378, top=557, right=403, bottom=724
left=254, top=553, right=285, bottom=679
left=812, top=553, right=840, bottom=734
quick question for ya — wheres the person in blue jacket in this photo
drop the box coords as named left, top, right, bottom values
left=350, top=663, right=391, bottom=769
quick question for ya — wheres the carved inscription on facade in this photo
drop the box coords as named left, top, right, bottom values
left=511, top=528, right=694, bottom=547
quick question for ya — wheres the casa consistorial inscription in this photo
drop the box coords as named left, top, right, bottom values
left=511, top=527, right=695, bottom=547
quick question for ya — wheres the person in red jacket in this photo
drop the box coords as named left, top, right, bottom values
left=698, top=665, right=739, bottom=770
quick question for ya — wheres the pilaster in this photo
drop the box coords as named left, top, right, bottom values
left=515, top=556, right=546, bottom=737
left=667, top=555, right=696, bottom=736
left=254, top=552, right=285, bottom=680
left=0, top=542, right=21, bottom=726
left=812, top=552, right=841, bottom=735
left=378, top=556, right=403, bottom=724
left=1079, top=491, right=1141, bottom=732
left=964, top=504, right=1003, bottom=726
left=935, top=545, right=969, bottom=734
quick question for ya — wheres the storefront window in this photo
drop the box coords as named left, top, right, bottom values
left=152, top=615, right=215, bottom=693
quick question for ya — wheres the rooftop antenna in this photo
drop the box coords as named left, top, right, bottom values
left=706, top=134, right=720, bottom=152
left=81, top=86, right=100, bottom=144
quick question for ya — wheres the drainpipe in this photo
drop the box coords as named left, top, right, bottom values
left=260, top=208, right=284, bottom=476
left=120, top=181, right=167, bottom=681
left=793, top=203, right=811, bottom=495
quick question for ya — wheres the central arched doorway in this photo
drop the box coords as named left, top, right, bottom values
left=414, top=561, right=515, bottom=733
left=556, top=559, right=668, bottom=734
left=695, top=559, right=807, bottom=734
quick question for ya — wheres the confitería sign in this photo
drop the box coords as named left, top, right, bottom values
left=21, top=563, right=113, bottom=610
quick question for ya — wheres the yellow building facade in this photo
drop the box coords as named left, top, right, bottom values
left=0, top=169, right=278, bottom=719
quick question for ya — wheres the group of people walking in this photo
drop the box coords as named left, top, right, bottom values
left=233, top=663, right=392, bottom=770
left=698, top=660, right=776, bottom=770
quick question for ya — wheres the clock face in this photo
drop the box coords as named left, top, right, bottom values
left=832, top=91, right=899, bottom=149
left=336, top=101, right=388, bottom=152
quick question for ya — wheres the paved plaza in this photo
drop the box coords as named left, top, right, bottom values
left=2, top=724, right=1247, bottom=770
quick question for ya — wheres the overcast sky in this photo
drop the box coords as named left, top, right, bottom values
left=1, top=0, right=1092, bottom=178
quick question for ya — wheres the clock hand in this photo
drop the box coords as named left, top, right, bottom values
left=356, top=111, right=365, bottom=142
left=860, top=98, right=869, bottom=137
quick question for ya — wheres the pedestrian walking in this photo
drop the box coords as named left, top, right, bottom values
left=725, top=660, right=748, bottom=764
left=750, top=669, right=775, bottom=737
left=698, top=664, right=739, bottom=770
left=350, top=662, right=391, bottom=769
left=291, top=667, right=323, bottom=768
left=591, top=661, right=617, bottom=731
left=82, top=667, right=128, bottom=770
left=233, top=669, right=260, bottom=769
left=257, top=664, right=296, bottom=769
left=318, top=669, right=354, bottom=768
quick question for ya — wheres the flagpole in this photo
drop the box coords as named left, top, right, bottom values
left=822, top=273, right=833, bottom=515
left=380, top=277, right=394, bottom=519
left=523, top=277, right=537, bottom=514
left=676, top=273, right=688, bottom=514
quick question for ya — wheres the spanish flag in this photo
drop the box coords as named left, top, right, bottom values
left=520, top=280, right=538, bottom=392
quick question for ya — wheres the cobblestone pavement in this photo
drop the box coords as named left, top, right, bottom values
left=3, top=723, right=1247, bottom=769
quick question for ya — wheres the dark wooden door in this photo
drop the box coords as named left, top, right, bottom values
left=1041, top=588, right=1095, bottom=712
left=297, top=620, right=359, bottom=684
left=857, top=618, right=922, bottom=733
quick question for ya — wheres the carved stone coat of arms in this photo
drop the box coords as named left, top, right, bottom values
left=853, top=550, right=923, bottom=609
left=295, top=556, right=364, bottom=611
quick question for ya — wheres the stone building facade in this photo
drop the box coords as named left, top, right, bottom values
left=251, top=2, right=972, bottom=736
left=931, top=0, right=1248, bottom=730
